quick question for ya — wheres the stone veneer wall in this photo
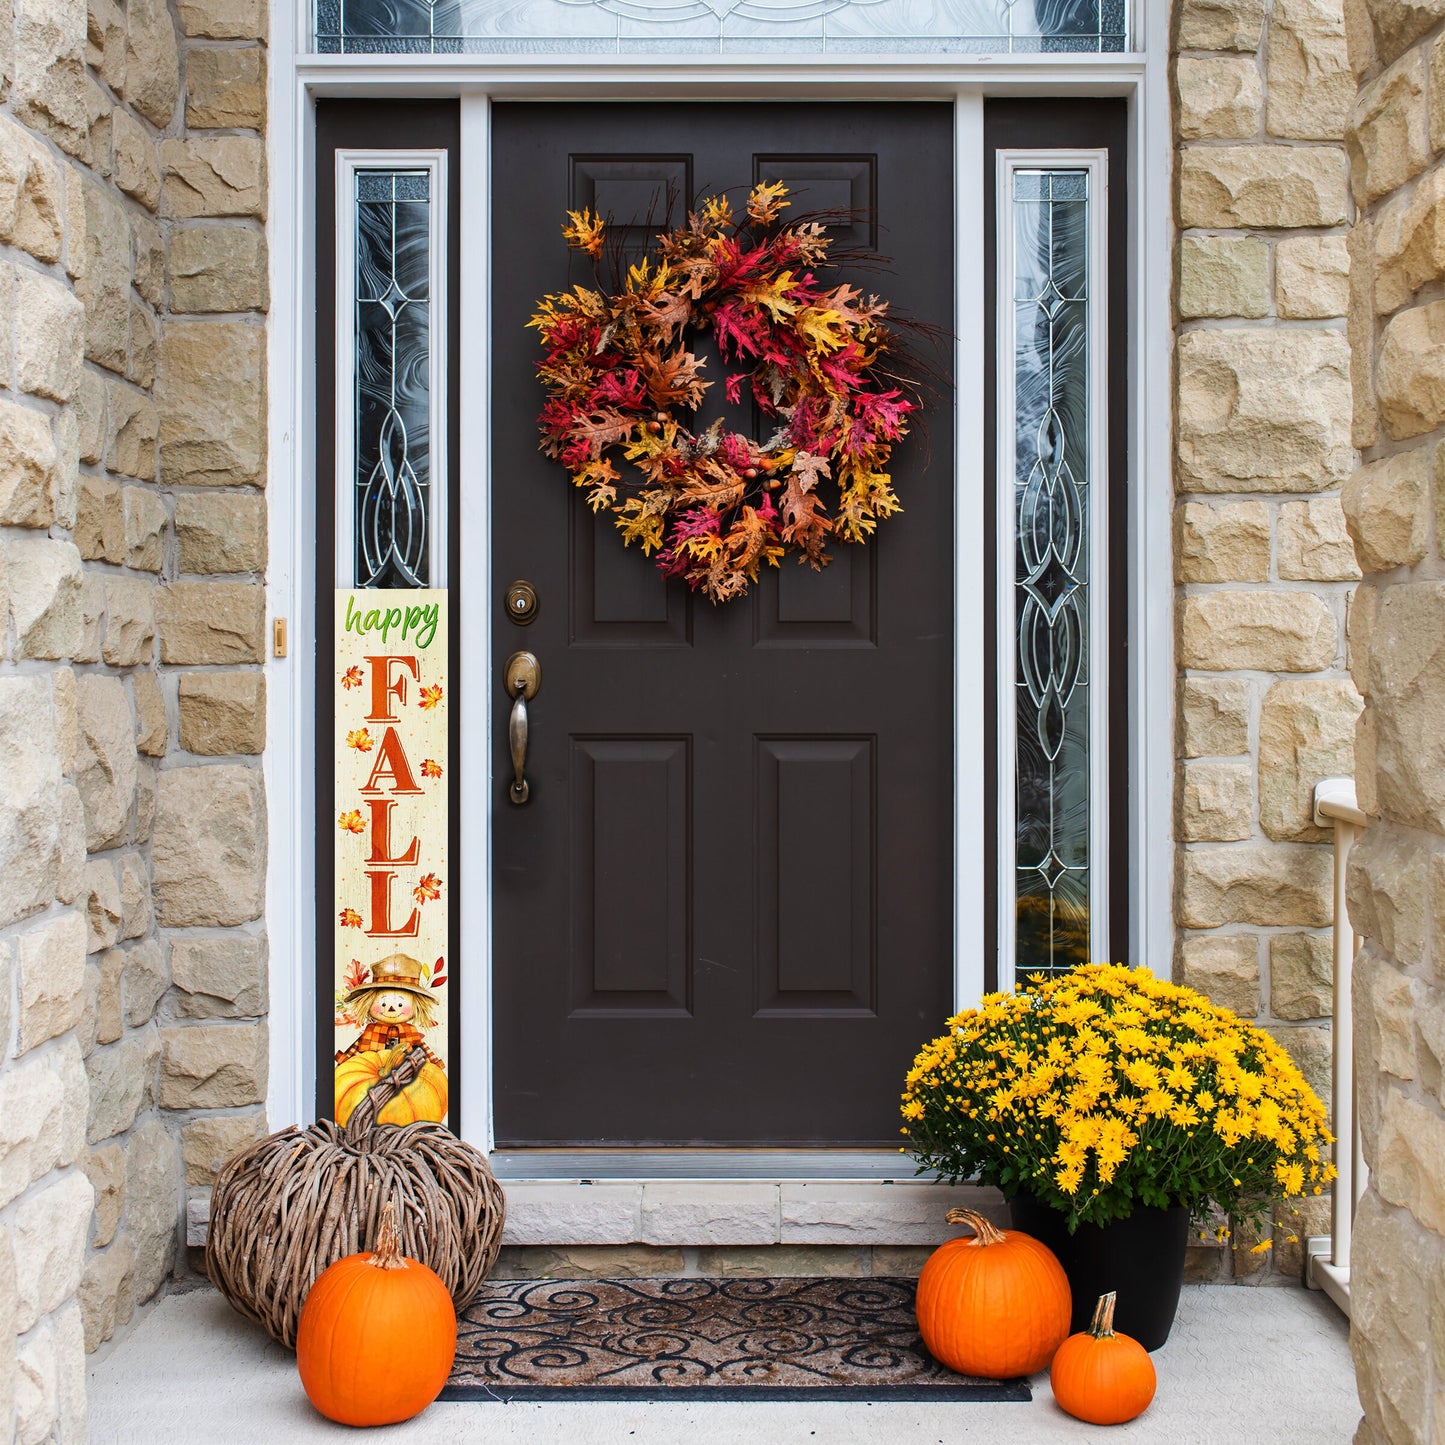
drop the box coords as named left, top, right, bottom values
left=0, top=0, right=269, bottom=1438
left=1171, top=0, right=1364, bottom=1280
left=1340, top=0, right=1445, bottom=1433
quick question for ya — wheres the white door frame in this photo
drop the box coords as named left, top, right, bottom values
left=264, top=8, right=1175, bottom=1171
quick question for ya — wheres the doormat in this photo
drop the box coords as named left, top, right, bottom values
left=442, top=1277, right=1031, bottom=1401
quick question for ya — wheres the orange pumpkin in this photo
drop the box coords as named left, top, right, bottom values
left=335, top=1049, right=448, bottom=1127
left=915, top=1207, right=1071, bottom=1379
left=297, top=1200, right=457, bottom=1426
left=1050, top=1290, right=1156, bottom=1425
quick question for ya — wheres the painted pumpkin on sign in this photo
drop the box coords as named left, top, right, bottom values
left=335, top=1048, right=448, bottom=1127
left=915, top=1207, right=1071, bottom=1379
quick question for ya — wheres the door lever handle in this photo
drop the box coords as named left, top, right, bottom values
left=504, top=651, right=541, bottom=804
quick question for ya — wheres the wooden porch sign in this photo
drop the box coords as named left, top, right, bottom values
left=332, top=589, right=451, bottom=1127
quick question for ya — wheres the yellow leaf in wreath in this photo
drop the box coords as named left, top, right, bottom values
left=615, top=496, right=667, bottom=555
left=742, top=271, right=800, bottom=323
left=700, top=195, right=734, bottom=231
left=747, top=181, right=791, bottom=225
left=796, top=306, right=849, bottom=354
left=562, top=207, right=606, bottom=257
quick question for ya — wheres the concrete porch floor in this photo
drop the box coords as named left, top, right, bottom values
left=88, top=1282, right=1358, bottom=1444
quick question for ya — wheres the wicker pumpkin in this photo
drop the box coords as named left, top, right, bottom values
left=335, top=1048, right=449, bottom=1127
left=915, top=1208, right=1071, bottom=1379
left=297, top=1201, right=457, bottom=1426
left=1050, top=1291, right=1157, bottom=1425
left=206, top=1046, right=504, bottom=1349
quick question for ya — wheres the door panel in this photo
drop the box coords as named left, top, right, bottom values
left=491, top=103, right=954, bottom=1146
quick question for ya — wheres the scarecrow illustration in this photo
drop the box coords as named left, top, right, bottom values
left=334, top=953, right=445, bottom=1069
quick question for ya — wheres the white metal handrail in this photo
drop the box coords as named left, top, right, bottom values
left=1306, top=776, right=1367, bottom=1316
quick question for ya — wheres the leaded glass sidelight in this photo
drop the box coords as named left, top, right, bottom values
left=314, top=0, right=1128, bottom=56
left=1002, top=164, right=1105, bottom=980
left=348, top=166, right=442, bottom=590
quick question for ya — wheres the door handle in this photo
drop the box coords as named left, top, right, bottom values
left=504, top=651, right=541, bottom=804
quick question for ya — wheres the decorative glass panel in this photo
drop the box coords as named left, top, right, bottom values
left=1011, top=168, right=1092, bottom=978
left=355, top=169, right=432, bottom=589
left=315, top=0, right=1128, bottom=55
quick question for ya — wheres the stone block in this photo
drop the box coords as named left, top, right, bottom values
left=94, top=950, right=123, bottom=1045
left=1277, top=498, right=1362, bottom=580
left=74, top=368, right=107, bottom=465
left=1377, top=302, right=1445, bottom=440
left=695, top=1245, right=867, bottom=1277
left=1435, top=32, right=1445, bottom=152
left=1175, top=932, right=1260, bottom=1016
left=500, top=1182, right=640, bottom=1246
left=1174, top=56, right=1262, bottom=140
left=1350, top=581, right=1380, bottom=694
left=134, top=212, right=164, bottom=308
left=84, top=1144, right=125, bottom=1248
left=160, top=1021, right=267, bottom=1109
left=0, top=399, right=57, bottom=528
left=168, top=933, right=266, bottom=1018
left=168, top=224, right=268, bottom=313
left=123, top=938, right=168, bottom=1027
left=1176, top=329, right=1352, bottom=494
left=1258, top=678, right=1362, bottom=840
left=1176, top=0, right=1264, bottom=49
left=122, top=0, right=179, bottom=127
left=493, top=1245, right=688, bottom=1280
left=75, top=475, right=123, bottom=563
left=79, top=1235, right=134, bottom=1351
left=1178, top=759, right=1254, bottom=841
left=1265, top=0, right=1355, bottom=140
left=176, top=0, right=268, bottom=39
left=1174, top=500, right=1269, bottom=582
left=15, top=267, right=83, bottom=403
left=9, top=537, right=82, bottom=661
left=13, top=0, right=89, bottom=159
left=158, top=321, right=265, bottom=487
left=129, top=296, right=158, bottom=388
left=119, top=851, right=151, bottom=940
left=1363, top=583, right=1445, bottom=833
left=110, top=105, right=158, bottom=211
left=181, top=1111, right=265, bottom=1185
left=175, top=491, right=266, bottom=574
left=1348, top=51, right=1429, bottom=207
left=1376, top=1090, right=1445, bottom=1235
left=0, top=675, right=63, bottom=928
left=56, top=783, right=84, bottom=908
left=1373, top=166, right=1445, bottom=316
left=0, top=113, right=63, bottom=262
left=102, top=575, right=157, bottom=668
left=1272, top=1193, right=1332, bottom=1279
left=641, top=1183, right=779, bottom=1245
left=1348, top=826, right=1429, bottom=970
left=187, top=47, right=265, bottom=130
left=78, top=181, right=131, bottom=375
left=0, top=1041, right=85, bottom=1210
left=1275, top=236, right=1349, bottom=319
left=108, top=385, right=161, bottom=486
left=152, top=765, right=266, bottom=926
left=779, top=1182, right=1004, bottom=1245
left=1178, top=591, right=1337, bottom=671
left=1177, top=843, right=1332, bottom=927
left=1266, top=1023, right=1331, bottom=1100
left=1270, top=932, right=1334, bottom=1019
left=123, top=485, right=166, bottom=569
left=1349, top=215, right=1378, bottom=449
left=12, top=1172, right=93, bottom=1334
left=125, top=1116, right=179, bottom=1301
left=1343, top=447, right=1430, bottom=571
left=1179, top=677, right=1250, bottom=757
left=179, top=671, right=265, bottom=755
left=75, top=674, right=137, bottom=850
left=17, top=910, right=86, bottom=1054
left=82, top=859, right=122, bottom=953
left=132, top=673, right=168, bottom=757
left=157, top=581, right=265, bottom=664
left=1177, top=145, right=1348, bottom=229
left=1369, top=0, right=1443, bottom=70
left=135, top=762, right=156, bottom=844
left=86, top=1027, right=160, bottom=1143
left=161, top=135, right=265, bottom=219
left=1177, top=234, right=1269, bottom=320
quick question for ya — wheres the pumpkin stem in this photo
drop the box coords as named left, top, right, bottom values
left=368, top=1201, right=407, bottom=1271
left=944, top=1207, right=1008, bottom=1247
left=1088, top=1291, right=1118, bottom=1338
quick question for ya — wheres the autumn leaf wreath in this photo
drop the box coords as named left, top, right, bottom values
left=528, top=181, right=925, bottom=603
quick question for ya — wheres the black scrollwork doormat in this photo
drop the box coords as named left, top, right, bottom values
left=441, top=1278, right=1031, bottom=1402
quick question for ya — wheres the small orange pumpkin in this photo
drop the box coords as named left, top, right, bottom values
left=335, top=1048, right=448, bottom=1127
left=297, top=1200, right=457, bottom=1426
left=915, top=1207, right=1071, bottom=1378
left=1050, top=1290, right=1157, bottom=1425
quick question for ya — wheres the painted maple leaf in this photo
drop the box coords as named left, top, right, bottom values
left=338, top=907, right=363, bottom=929
left=420, top=759, right=443, bottom=780
left=345, top=727, right=374, bottom=752
left=341, top=665, right=364, bottom=690
left=413, top=873, right=442, bottom=905
left=431, top=956, right=448, bottom=988
left=418, top=684, right=444, bottom=711
left=338, top=809, right=365, bottom=834
left=343, top=957, right=370, bottom=990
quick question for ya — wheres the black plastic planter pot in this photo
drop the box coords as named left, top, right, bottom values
left=1007, top=1196, right=1190, bottom=1352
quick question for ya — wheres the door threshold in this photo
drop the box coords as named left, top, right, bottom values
left=489, top=1150, right=931, bottom=1182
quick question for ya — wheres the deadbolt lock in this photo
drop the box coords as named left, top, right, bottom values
left=505, top=579, right=539, bottom=625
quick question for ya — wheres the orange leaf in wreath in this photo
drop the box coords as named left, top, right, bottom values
left=420, top=759, right=443, bottom=780
left=418, top=684, right=444, bottom=711
left=338, top=809, right=366, bottom=834
left=345, top=727, right=373, bottom=752
left=413, top=873, right=442, bottom=905
left=339, top=908, right=363, bottom=929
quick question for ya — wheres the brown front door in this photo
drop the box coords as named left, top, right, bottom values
left=491, top=103, right=955, bottom=1147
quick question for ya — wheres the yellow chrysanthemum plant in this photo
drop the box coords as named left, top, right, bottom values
left=901, top=964, right=1336, bottom=1232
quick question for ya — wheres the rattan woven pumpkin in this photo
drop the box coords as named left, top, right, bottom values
left=205, top=1046, right=504, bottom=1348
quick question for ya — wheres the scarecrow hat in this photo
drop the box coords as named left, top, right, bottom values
left=344, top=952, right=434, bottom=1003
